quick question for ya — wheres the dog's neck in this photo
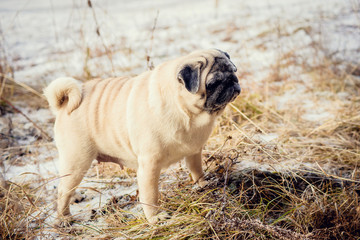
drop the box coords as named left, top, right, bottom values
left=147, top=65, right=216, bottom=132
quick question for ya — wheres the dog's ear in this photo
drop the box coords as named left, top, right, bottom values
left=223, top=51, right=230, bottom=59
left=178, top=64, right=201, bottom=94
left=215, top=49, right=230, bottom=59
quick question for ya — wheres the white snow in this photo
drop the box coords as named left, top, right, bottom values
left=258, top=133, right=279, bottom=143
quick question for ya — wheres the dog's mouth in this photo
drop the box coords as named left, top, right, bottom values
left=217, top=83, right=241, bottom=104
left=204, top=80, right=241, bottom=114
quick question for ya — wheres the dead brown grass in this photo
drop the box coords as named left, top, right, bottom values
left=71, top=157, right=358, bottom=239
left=0, top=181, right=50, bottom=239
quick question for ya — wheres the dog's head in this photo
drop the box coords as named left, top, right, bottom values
left=177, top=49, right=241, bottom=114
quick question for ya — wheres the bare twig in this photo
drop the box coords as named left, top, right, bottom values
left=146, top=10, right=159, bottom=70
left=0, top=73, right=44, bottom=99
left=87, top=0, right=115, bottom=74
left=0, top=24, right=14, bottom=99
left=1, top=97, right=52, bottom=141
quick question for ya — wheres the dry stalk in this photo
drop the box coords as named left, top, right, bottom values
left=146, top=10, right=159, bottom=70
left=0, top=97, right=52, bottom=141
left=87, top=0, right=115, bottom=74
left=0, top=73, right=44, bottom=99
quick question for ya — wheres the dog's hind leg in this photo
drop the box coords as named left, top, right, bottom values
left=56, top=140, right=96, bottom=225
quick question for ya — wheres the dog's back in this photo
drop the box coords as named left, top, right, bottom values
left=45, top=77, right=139, bottom=168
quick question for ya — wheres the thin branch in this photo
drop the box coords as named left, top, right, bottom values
left=87, top=0, right=115, bottom=74
left=1, top=97, right=52, bottom=141
left=0, top=73, right=44, bottom=99
left=146, top=10, right=159, bottom=70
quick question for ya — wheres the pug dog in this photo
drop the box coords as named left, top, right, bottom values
left=44, top=49, right=241, bottom=224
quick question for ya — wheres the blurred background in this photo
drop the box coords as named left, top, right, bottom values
left=1, top=0, right=358, bottom=85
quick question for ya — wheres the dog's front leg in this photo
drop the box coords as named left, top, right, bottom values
left=137, top=158, right=170, bottom=224
left=185, top=151, right=208, bottom=187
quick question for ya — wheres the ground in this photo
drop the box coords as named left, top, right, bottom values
left=0, top=0, right=360, bottom=239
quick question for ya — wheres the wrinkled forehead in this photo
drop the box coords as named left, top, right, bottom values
left=187, top=49, right=237, bottom=73
left=209, top=56, right=237, bottom=73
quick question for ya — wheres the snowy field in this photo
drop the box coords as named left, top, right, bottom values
left=0, top=0, right=359, bottom=238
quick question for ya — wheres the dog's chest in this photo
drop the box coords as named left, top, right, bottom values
left=163, top=124, right=213, bottom=162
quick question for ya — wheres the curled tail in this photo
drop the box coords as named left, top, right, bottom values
left=43, top=77, right=82, bottom=115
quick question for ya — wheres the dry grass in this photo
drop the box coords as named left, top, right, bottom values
left=0, top=177, right=56, bottom=239
left=46, top=159, right=359, bottom=239
left=1, top=3, right=360, bottom=239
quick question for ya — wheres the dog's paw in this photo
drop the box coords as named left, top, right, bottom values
left=54, top=216, right=74, bottom=228
left=147, top=211, right=171, bottom=224
left=197, top=179, right=209, bottom=188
